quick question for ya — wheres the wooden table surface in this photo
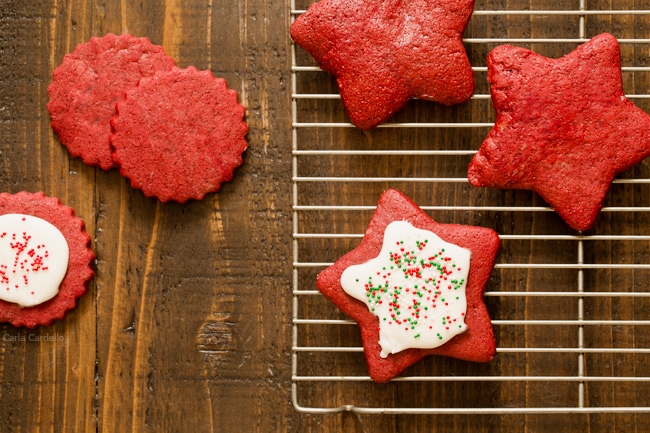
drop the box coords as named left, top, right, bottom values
left=1, top=0, right=650, bottom=431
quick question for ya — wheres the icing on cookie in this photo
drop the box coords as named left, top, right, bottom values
left=341, top=220, right=470, bottom=358
left=0, top=214, right=69, bottom=307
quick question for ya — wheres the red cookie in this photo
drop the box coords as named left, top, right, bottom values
left=290, top=0, right=476, bottom=129
left=47, top=33, right=176, bottom=170
left=468, top=33, right=650, bottom=231
left=110, top=66, right=248, bottom=203
left=0, top=192, right=95, bottom=328
left=317, top=189, right=499, bottom=383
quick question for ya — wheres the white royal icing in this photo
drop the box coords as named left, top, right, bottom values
left=0, top=214, right=69, bottom=307
left=341, top=220, right=471, bottom=358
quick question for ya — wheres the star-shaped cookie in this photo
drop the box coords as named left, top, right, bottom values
left=316, top=189, right=500, bottom=383
left=468, top=33, right=650, bottom=231
left=290, top=0, right=475, bottom=129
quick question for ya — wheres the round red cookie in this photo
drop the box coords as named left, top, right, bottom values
left=47, top=33, right=176, bottom=170
left=110, top=66, right=248, bottom=203
left=0, top=192, right=95, bottom=328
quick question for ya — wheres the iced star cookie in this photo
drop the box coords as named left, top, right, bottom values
left=47, top=33, right=176, bottom=170
left=290, top=0, right=475, bottom=129
left=0, top=192, right=94, bottom=328
left=468, top=33, right=650, bottom=231
left=110, top=66, right=248, bottom=203
left=317, top=189, right=500, bottom=383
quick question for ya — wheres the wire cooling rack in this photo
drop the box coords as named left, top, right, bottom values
left=291, top=1, right=650, bottom=414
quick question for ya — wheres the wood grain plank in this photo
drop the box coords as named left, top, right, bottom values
left=2, top=0, right=650, bottom=430
left=0, top=1, right=98, bottom=432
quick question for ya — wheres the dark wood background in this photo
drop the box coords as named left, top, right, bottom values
left=1, top=0, right=650, bottom=431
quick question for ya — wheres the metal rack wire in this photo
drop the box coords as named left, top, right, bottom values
left=291, top=1, right=650, bottom=414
